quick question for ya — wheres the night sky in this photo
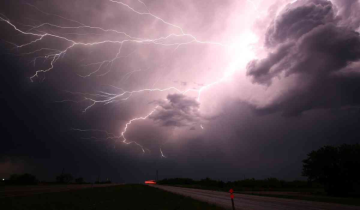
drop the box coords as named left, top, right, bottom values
left=1, top=0, right=360, bottom=183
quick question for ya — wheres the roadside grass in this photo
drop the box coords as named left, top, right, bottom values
left=160, top=184, right=360, bottom=207
left=240, top=192, right=360, bottom=207
left=0, top=184, right=225, bottom=210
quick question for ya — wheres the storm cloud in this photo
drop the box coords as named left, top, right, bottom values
left=333, top=0, right=360, bottom=29
left=2, top=0, right=360, bottom=184
left=150, top=94, right=201, bottom=127
left=247, top=0, right=360, bottom=115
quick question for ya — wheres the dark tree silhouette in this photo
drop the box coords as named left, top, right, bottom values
left=56, top=173, right=73, bottom=184
left=302, top=144, right=360, bottom=196
left=75, top=177, right=84, bottom=184
left=158, top=177, right=313, bottom=192
left=8, top=174, right=38, bottom=185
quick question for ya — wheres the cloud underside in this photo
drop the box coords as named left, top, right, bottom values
left=247, top=0, right=360, bottom=115
left=150, top=94, right=202, bottom=127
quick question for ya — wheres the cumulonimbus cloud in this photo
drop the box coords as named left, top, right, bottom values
left=246, top=0, right=360, bottom=115
left=149, top=94, right=202, bottom=127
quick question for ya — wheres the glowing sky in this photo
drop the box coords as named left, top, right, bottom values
left=1, top=0, right=360, bottom=182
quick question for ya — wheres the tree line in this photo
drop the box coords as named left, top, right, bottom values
left=1, top=173, right=111, bottom=185
left=158, top=177, right=321, bottom=192
left=159, top=144, right=360, bottom=197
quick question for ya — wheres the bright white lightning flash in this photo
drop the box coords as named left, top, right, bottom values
left=0, top=0, right=258, bottom=155
left=160, top=148, right=166, bottom=158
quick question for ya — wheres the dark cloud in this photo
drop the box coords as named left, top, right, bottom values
left=247, top=0, right=360, bottom=115
left=333, top=0, right=360, bottom=30
left=246, top=42, right=294, bottom=85
left=150, top=94, right=201, bottom=127
left=265, top=0, right=336, bottom=48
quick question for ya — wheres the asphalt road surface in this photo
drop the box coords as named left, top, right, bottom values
left=153, top=185, right=360, bottom=210
left=0, top=184, right=120, bottom=198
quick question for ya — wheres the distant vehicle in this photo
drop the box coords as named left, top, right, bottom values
left=145, top=180, right=156, bottom=184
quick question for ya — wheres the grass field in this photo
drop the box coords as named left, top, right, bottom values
left=0, top=184, right=225, bottom=210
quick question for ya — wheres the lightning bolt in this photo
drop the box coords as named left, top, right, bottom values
left=160, top=148, right=166, bottom=158
left=0, top=0, right=257, bottom=156
left=120, top=107, right=159, bottom=153
left=0, top=1, right=226, bottom=82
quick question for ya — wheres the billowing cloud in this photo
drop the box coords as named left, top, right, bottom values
left=265, top=0, right=336, bottom=48
left=150, top=94, right=202, bottom=127
left=333, top=0, right=360, bottom=30
left=247, top=0, right=360, bottom=115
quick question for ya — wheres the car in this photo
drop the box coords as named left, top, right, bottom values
left=145, top=180, right=156, bottom=184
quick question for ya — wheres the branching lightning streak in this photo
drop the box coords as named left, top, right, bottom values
left=65, top=86, right=197, bottom=113
left=0, top=8, right=225, bottom=81
left=120, top=107, right=159, bottom=153
left=0, top=0, right=254, bottom=155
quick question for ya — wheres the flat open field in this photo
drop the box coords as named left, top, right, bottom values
left=154, top=185, right=360, bottom=210
left=0, top=184, right=225, bottom=210
left=0, top=184, right=119, bottom=198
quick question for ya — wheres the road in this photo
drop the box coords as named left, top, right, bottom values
left=0, top=184, right=120, bottom=198
left=153, top=185, right=360, bottom=210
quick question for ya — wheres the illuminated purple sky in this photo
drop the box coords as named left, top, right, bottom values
left=1, top=0, right=360, bottom=182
